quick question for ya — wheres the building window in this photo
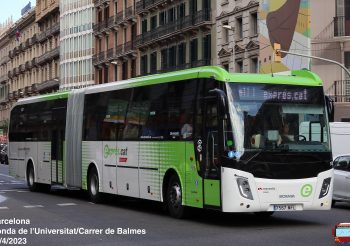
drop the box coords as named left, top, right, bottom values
left=223, top=63, right=229, bottom=71
left=178, top=43, right=186, bottom=66
left=159, top=11, right=166, bottom=26
left=250, top=57, right=258, bottom=73
left=142, top=19, right=147, bottom=33
left=236, top=17, right=243, bottom=39
left=150, top=15, right=157, bottom=30
left=141, top=54, right=148, bottom=75
left=168, top=7, right=175, bottom=22
left=203, top=34, right=211, bottom=64
left=114, top=64, right=118, bottom=81
left=222, top=21, right=229, bottom=44
left=177, top=3, right=186, bottom=18
left=190, top=39, right=198, bottom=65
left=169, top=46, right=176, bottom=68
left=104, top=66, right=108, bottom=83
left=161, top=48, right=168, bottom=70
left=122, top=61, right=128, bottom=80
left=236, top=60, right=243, bottom=73
left=250, top=12, right=258, bottom=36
left=150, top=52, right=157, bottom=74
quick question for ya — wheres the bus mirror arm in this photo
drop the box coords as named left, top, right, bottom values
left=209, top=88, right=228, bottom=116
left=325, top=96, right=334, bottom=122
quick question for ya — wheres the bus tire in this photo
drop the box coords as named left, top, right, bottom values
left=166, top=174, right=186, bottom=219
left=27, top=164, right=38, bottom=192
left=88, top=167, right=101, bottom=203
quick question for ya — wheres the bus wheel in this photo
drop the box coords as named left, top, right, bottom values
left=88, top=167, right=101, bottom=203
left=166, top=175, right=186, bottom=219
left=27, top=164, right=38, bottom=192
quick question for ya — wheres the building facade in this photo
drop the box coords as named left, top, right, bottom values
left=60, top=0, right=95, bottom=90
left=216, top=0, right=259, bottom=73
left=92, top=0, right=138, bottom=83
left=0, top=8, right=39, bottom=126
left=35, top=0, right=60, bottom=93
left=311, top=0, right=350, bottom=121
left=136, top=0, right=216, bottom=76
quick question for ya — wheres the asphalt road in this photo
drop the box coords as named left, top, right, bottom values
left=0, top=163, right=348, bottom=246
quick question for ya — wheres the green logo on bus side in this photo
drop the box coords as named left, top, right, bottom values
left=300, top=184, right=313, bottom=197
left=104, top=145, right=128, bottom=159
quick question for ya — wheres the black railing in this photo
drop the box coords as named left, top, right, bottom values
left=136, top=0, right=165, bottom=13
left=135, top=10, right=211, bottom=47
left=115, top=11, right=123, bottom=24
left=334, top=16, right=350, bottom=37
left=327, top=80, right=350, bottom=102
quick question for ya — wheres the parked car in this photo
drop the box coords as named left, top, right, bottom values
left=0, top=145, right=8, bottom=165
left=333, top=155, right=350, bottom=206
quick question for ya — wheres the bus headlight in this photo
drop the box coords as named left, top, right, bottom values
left=236, top=177, right=253, bottom=200
left=319, top=177, right=331, bottom=198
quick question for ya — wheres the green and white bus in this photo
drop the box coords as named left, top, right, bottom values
left=8, top=66, right=334, bottom=218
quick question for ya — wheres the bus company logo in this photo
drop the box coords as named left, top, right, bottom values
left=279, top=194, right=295, bottom=199
left=300, top=184, right=313, bottom=197
left=104, top=145, right=128, bottom=159
left=257, top=187, right=276, bottom=192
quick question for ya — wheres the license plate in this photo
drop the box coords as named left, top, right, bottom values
left=273, top=204, right=297, bottom=211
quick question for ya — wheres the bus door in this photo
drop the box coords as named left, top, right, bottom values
left=51, top=107, right=65, bottom=184
left=200, top=94, right=221, bottom=208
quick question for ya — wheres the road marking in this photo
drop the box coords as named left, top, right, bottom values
left=24, top=205, right=44, bottom=208
left=0, top=174, right=15, bottom=179
left=0, top=189, right=27, bottom=192
left=16, top=191, right=28, bottom=193
left=57, top=203, right=77, bottom=206
left=0, top=206, right=8, bottom=210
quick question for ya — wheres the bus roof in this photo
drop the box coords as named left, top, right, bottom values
left=15, top=66, right=323, bottom=105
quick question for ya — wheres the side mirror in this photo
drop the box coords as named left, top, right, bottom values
left=209, top=88, right=228, bottom=118
left=325, top=96, right=334, bottom=122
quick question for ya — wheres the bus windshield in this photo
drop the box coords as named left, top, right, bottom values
left=226, top=83, right=331, bottom=154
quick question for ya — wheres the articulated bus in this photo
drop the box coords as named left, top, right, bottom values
left=8, top=66, right=334, bottom=218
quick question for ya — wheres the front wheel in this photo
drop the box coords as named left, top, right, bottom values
left=27, top=164, right=38, bottom=192
left=166, top=175, right=186, bottom=219
left=88, top=167, right=102, bottom=203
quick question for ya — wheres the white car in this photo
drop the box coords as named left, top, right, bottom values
left=333, top=155, right=350, bottom=206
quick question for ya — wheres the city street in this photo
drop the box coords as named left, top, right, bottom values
left=0, top=163, right=347, bottom=246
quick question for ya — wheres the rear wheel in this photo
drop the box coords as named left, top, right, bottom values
left=27, top=164, right=38, bottom=192
left=88, top=167, right=101, bottom=203
left=332, top=200, right=336, bottom=207
left=166, top=175, right=186, bottom=219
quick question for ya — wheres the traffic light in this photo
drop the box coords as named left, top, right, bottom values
left=274, top=43, right=282, bottom=63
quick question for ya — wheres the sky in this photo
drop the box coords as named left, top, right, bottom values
left=0, top=0, right=36, bottom=25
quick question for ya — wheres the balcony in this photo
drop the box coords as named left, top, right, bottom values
left=13, top=91, right=18, bottom=100
left=135, top=10, right=211, bottom=49
left=92, top=51, right=106, bottom=66
left=94, top=0, right=110, bottom=8
left=9, top=50, right=14, bottom=59
left=0, top=55, right=10, bottom=65
left=106, top=42, right=137, bottom=62
left=37, top=78, right=59, bottom=93
left=37, top=47, right=60, bottom=65
left=29, top=34, right=38, bottom=46
left=8, top=71, right=13, bottom=79
left=136, top=0, right=166, bottom=15
left=37, top=25, right=60, bottom=43
left=13, top=67, right=20, bottom=76
left=8, top=92, right=13, bottom=101
left=32, top=57, right=38, bottom=67
left=334, top=16, right=350, bottom=37
left=18, top=89, right=24, bottom=98
left=124, top=7, right=136, bottom=23
left=0, top=74, right=8, bottom=84
left=25, top=60, right=33, bottom=70
left=115, top=11, right=124, bottom=25
left=326, top=80, right=350, bottom=102
left=19, top=64, right=26, bottom=73
left=24, top=86, right=32, bottom=95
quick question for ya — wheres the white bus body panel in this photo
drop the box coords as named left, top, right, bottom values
left=82, top=141, right=103, bottom=191
left=116, top=142, right=139, bottom=198
left=102, top=141, right=117, bottom=194
left=36, top=142, right=51, bottom=184
left=330, top=122, right=350, bottom=158
left=221, top=167, right=333, bottom=212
